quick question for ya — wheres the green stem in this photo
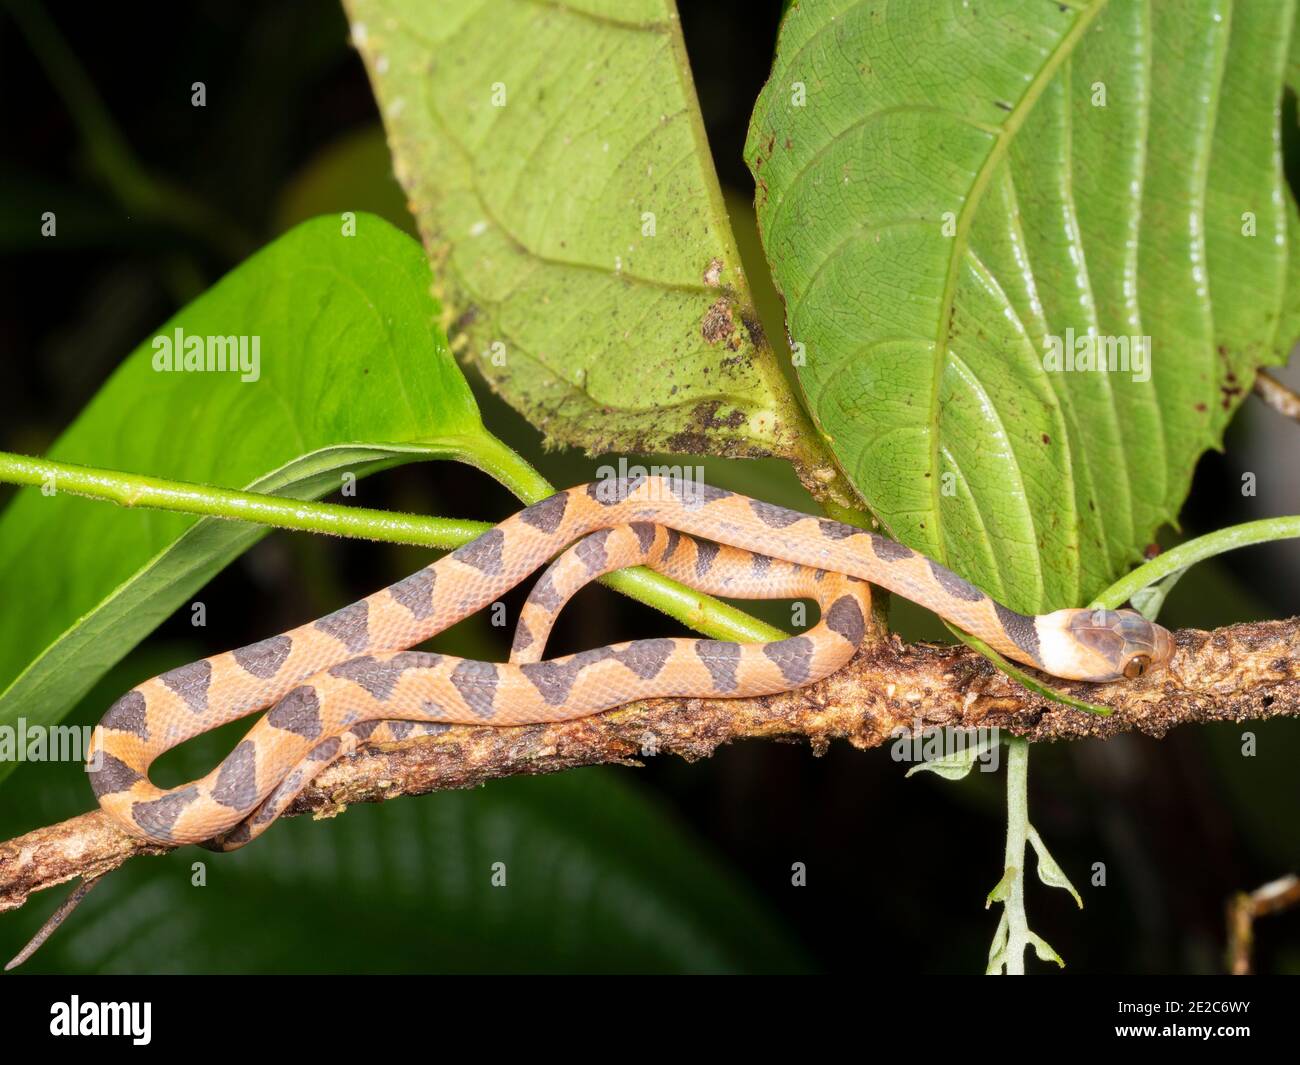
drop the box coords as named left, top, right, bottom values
left=0, top=451, right=786, bottom=644
left=946, top=624, right=1111, bottom=717
left=0, top=450, right=488, bottom=548
left=458, top=432, right=557, bottom=507
left=1001, top=737, right=1031, bottom=975
left=1092, top=516, right=1300, bottom=610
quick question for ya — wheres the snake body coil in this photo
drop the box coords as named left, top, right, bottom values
left=86, top=477, right=1172, bottom=848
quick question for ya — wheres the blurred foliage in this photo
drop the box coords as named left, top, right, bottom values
left=274, top=125, right=415, bottom=238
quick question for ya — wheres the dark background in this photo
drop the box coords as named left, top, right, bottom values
left=1, top=0, right=1297, bottom=974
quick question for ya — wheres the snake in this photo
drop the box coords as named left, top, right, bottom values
left=85, top=475, right=1174, bottom=849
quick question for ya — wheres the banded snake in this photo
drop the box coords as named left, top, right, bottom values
left=86, top=476, right=1173, bottom=849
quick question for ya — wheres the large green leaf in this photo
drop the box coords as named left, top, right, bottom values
left=343, top=0, right=839, bottom=484
left=747, top=0, right=1298, bottom=613
left=0, top=214, right=492, bottom=781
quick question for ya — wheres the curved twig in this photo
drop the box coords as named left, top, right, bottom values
left=1254, top=370, right=1300, bottom=422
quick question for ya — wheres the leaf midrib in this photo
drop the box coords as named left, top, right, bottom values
left=927, top=0, right=1107, bottom=566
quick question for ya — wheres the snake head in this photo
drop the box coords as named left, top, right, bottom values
left=1038, top=608, right=1174, bottom=682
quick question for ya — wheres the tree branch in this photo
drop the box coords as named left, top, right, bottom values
left=1227, top=874, right=1300, bottom=976
left=1254, top=370, right=1300, bottom=422
left=3, top=614, right=1296, bottom=920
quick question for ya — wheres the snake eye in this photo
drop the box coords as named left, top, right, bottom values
left=1123, top=654, right=1151, bottom=680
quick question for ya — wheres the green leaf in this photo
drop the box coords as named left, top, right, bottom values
left=904, top=732, right=998, bottom=780
left=0, top=214, right=496, bottom=783
left=747, top=0, right=1299, bottom=613
left=986, top=910, right=1009, bottom=975
left=1027, top=824, right=1083, bottom=909
left=1027, top=930, right=1066, bottom=969
left=986, top=866, right=1016, bottom=909
left=344, top=0, right=833, bottom=478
